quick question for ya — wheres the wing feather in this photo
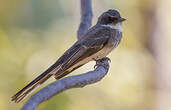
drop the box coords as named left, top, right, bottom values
left=54, top=26, right=111, bottom=79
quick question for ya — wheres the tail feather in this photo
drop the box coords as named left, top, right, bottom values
left=11, top=73, right=53, bottom=103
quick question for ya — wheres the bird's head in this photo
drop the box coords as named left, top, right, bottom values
left=97, top=9, right=126, bottom=25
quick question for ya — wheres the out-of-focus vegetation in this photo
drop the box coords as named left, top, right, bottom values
left=0, top=0, right=170, bottom=110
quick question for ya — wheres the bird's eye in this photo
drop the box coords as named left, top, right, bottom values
left=108, top=17, right=113, bottom=22
left=109, top=16, right=118, bottom=23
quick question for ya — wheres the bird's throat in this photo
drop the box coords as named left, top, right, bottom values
left=102, top=23, right=122, bottom=32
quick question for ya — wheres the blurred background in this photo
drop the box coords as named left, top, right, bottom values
left=0, top=0, right=171, bottom=110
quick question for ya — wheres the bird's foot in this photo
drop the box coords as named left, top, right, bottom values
left=94, top=57, right=111, bottom=69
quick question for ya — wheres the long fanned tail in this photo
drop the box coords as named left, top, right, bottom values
left=11, top=71, right=54, bottom=103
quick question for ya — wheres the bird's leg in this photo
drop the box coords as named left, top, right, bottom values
left=93, top=58, right=98, bottom=69
left=93, top=57, right=111, bottom=69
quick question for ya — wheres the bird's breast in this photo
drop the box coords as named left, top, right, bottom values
left=66, top=30, right=122, bottom=72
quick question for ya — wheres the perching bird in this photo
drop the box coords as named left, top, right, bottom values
left=11, top=9, right=126, bottom=103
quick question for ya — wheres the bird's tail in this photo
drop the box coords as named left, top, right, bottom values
left=11, top=71, right=54, bottom=103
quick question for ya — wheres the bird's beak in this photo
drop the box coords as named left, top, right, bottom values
left=118, top=17, right=126, bottom=22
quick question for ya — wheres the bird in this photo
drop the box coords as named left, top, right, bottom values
left=11, top=9, right=126, bottom=103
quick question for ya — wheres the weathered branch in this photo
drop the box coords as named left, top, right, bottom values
left=77, top=0, right=93, bottom=39
left=22, top=0, right=110, bottom=109
left=22, top=58, right=110, bottom=110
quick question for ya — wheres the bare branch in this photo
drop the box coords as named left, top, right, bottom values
left=22, top=58, right=110, bottom=110
left=77, top=0, right=93, bottom=39
left=22, top=0, right=110, bottom=109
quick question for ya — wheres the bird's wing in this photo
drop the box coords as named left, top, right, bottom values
left=11, top=25, right=111, bottom=103
left=54, top=26, right=111, bottom=79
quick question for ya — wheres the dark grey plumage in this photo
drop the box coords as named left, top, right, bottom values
left=11, top=9, right=125, bottom=103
